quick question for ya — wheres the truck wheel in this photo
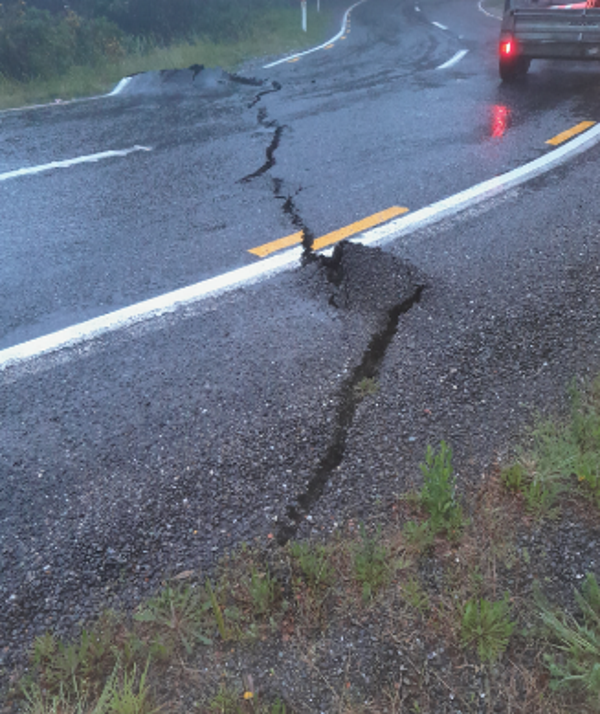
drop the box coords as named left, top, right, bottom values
left=499, top=57, right=519, bottom=81
left=499, top=56, right=530, bottom=81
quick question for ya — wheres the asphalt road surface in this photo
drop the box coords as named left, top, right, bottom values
left=2, top=0, right=600, bottom=678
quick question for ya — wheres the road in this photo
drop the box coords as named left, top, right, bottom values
left=2, top=0, right=600, bottom=677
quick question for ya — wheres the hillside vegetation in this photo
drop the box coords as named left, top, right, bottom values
left=0, top=0, right=329, bottom=107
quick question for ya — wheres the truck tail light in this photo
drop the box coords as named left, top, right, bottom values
left=500, top=40, right=514, bottom=56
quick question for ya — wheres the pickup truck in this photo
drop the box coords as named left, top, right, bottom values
left=499, top=0, right=600, bottom=80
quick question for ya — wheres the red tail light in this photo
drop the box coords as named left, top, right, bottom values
left=500, top=40, right=514, bottom=56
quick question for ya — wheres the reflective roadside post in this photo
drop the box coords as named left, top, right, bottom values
left=317, top=0, right=320, bottom=12
left=302, top=0, right=307, bottom=31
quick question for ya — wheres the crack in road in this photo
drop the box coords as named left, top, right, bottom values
left=237, top=75, right=321, bottom=253
left=277, top=242, right=425, bottom=544
left=237, top=78, right=426, bottom=544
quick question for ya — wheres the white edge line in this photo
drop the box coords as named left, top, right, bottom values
left=0, top=247, right=303, bottom=371
left=3, top=122, right=600, bottom=372
left=0, top=76, right=133, bottom=116
left=436, top=49, right=469, bottom=69
left=263, top=0, right=367, bottom=68
left=359, top=122, right=600, bottom=249
left=108, top=76, right=133, bottom=96
left=0, top=146, right=152, bottom=182
left=432, top=21, right=449, bottom=30
left=478, top=0, right=503, bottom=19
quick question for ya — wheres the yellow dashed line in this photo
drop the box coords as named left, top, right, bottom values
left=288, top=57, right=300, bottom=63
left=546, top=121, right=596, bottom=146
left=248, top=206, right=409, bottom=258
left=311, top=207, right=408, bottom=250
left=248, top=231, right=303, bottom=258
left=325, top=44, right=335, bottom=50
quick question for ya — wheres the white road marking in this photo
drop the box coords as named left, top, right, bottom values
left=263, top=0, right=367, bottom=68
left=3, top=122, right=600, bottom=372
left=478, top=0, right=503, bottom=19
left=0, top=146, right=152, bottom=183
left=415, top=5, right=421, bottom=10
left=108, top=77, right=133, bottom=96
left=436, top=49, right=469, bottom=69
left=360, top=122, right=600, bottom=249
left=432, top=21, right=449, bottom=30
left=0, top=247, right=304, bottom=372
left=0, top=77, right=135, bottom=116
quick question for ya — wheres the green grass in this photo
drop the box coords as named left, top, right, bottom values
left=6, top=411, right=600, bottom=712
left=537, top=573, right=600, bottom=708
left=0, top=7, right=331, bottom=110
left=500, top=377, right=600, bottom=515
left=419, top=441, right=466, bottom=537
left=460, top=596, right=515, bottom=663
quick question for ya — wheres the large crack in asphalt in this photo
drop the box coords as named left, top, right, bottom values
left=238, top=77, right=320, bottom=251
left=277, top=242, right=426, bottom=544
left=236, top=76, right=426, bottom=545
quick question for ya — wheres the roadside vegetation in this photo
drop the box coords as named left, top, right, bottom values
left=0, top=0, right=332, bottom=109
left=3, top=375, right=600, bottom=712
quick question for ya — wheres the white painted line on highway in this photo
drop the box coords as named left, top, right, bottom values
left=436, top=49, right=469, bottom=69
left=478, top=0, right=503, bottom=19
left=0, top=77, right=136, bottom=116
left=0, top=146, right=152, bottom=183
left=0, top=247, right=304, bottom=372
left=263, top=0, right=367, bottom=68
left=432, top=21, right=449, bottom=30
left=108, top=77, right=133, bottom=96
left=359, top=122, right=600, bottom=249
left=3, top=121, right=600, bottom=372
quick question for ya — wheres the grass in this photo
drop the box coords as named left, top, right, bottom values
left=500, top=376, right=600, bottom=516
left=0, top=7, right=332, bottom=110
left=460, top=596, right=515, bottom=662
left=6, top=376, right=600, bottom=712
left=537, top=573, right=600, bottom=708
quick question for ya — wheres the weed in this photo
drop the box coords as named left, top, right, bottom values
left=419, top=442, right=465, bottom=537
left=402, top=520, right=434, bottom=554
left=245, top=567, right=279, bottom=617
left=289, top=540, right=335, bottom=590
left=538, top=572, right=600, bottom=706
left=21, top=659, right=156, bottom=714
left=353, top=377, right=379, bottom=400
left=353, top=523, right=390, bottom=602
left=29, top=614, right=129, bottom=701
left=501, top=463, right=525, bottom=492
left=134, top=583, right=212, bottom=654
left=460, top=596, right=515, bottom=662
left=402, top=576, right=430, bottom=615
left=206, top=579, right=229, bottom=641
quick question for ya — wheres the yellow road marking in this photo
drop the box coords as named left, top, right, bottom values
left=312, top=206, right=408, bottom=250
left=288, top=57, right=300, bottom=63
left=248, top=206, right=409, bottom=258
left=325, top=44, right=335, bottom=49
left=546, top=121, right=596, bottom=146
left=248, top=231, right=303, bottom=258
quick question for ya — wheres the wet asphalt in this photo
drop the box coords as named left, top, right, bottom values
left=2, top=0, right=600, bottom=678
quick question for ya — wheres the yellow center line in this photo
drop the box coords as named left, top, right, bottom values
left=546, top=121, right=596, bottom=146
left=248, top=206, right=409, bottom=258
left=325, top=44, right=335, bottom=50
left=287, top=57, right=300, bottom=63
left=248, top=231, right=303, bottom=258
left=312, top=206, right=408, bottom=250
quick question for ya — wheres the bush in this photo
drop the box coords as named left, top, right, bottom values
left=0, top=3, right=124, bottom=80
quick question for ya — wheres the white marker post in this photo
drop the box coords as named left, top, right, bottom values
left=302, top=0, right=307, bottom=31
left=317, top=0, right=321, bottom=12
